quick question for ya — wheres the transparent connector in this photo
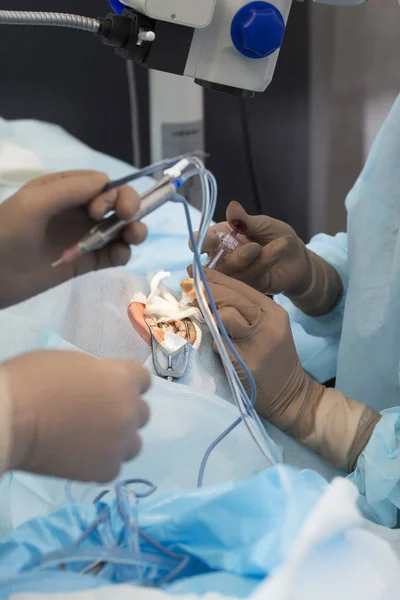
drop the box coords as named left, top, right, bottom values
left=205, top=228, right=240, bottom=269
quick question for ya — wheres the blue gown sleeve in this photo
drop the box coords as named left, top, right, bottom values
left=274, top=232, right=349, bottom=384
left=348, top=409, right=400, bottom=528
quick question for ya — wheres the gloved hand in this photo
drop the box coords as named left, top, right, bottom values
left=205, top=269, right=380, bottom=472
left=0, top=350, right=150, bottom=482
left=199, top=201, right=343, bottom=316
left=0, top=171, right=148, bottom=309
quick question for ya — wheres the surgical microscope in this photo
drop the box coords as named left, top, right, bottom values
left=0, top=1, right=373, bottom=98
left=98, top=0, right=369, bottom=97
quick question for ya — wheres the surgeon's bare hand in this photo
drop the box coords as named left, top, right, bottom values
left=3, top=351, right=150, bottom=482
left=197, top=201, right=310, bottom=295
left=0, top=171, right=148, bottom=308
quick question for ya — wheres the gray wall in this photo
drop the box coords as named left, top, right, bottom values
left=309, top=1, right=400, bottom=236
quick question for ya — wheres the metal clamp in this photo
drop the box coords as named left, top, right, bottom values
left=146, top=319, right=191, bottom=381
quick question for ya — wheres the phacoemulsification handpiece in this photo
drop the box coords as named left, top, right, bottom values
left=52, top=180, right=179, bottom=267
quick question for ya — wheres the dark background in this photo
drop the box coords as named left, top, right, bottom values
left=0, top=1, right=310, bottom=238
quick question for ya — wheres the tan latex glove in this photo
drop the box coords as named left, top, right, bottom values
left=0, top=171, right=148, bottom=309
left=0, top=350, right=150, bottom=483
left=199, top=202, right=343, bottom=316
left=205, top=269, right=380, bottom=472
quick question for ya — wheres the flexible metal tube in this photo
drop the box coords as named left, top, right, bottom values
left=0, top=11, right=100, bottom=34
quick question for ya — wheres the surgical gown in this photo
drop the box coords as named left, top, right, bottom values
left=276, top=93, right=400, bottom=528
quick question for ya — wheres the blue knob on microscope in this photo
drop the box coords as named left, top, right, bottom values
left=109, top=0, right=126, bottom=15
left=231, top=1, right=285, bottom=59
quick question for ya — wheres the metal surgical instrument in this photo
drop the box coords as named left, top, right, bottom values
left=146, top=319, right=191, bottom=382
